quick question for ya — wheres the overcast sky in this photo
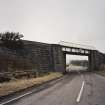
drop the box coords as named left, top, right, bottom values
left=0, top=0, right=105, bottom=53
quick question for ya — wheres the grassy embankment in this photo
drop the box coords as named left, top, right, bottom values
left=0, top=72, right=63, bottom=97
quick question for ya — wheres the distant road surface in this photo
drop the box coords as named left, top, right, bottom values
left=66, top=65, right=88, bottom=71
left=1, top=72, right=105, bottom=105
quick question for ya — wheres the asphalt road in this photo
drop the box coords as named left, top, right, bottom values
left=1, top=72, right=105, bottom=105
left=66, top=65, right=88, bottom=72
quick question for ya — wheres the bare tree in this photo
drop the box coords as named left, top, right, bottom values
left=0, top=32, right=24, bottom=48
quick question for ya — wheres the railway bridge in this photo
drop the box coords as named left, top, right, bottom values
left=0, top=40, right=105, bottom=73
left=51, top=41, right=105, bottom=72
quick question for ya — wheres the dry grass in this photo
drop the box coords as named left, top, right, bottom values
left=0, top=72, right=62, bottom=97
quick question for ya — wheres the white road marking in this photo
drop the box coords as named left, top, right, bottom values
left=0, top=91, right=34, bottom=105
left=76, top=81, right=85, bottom=103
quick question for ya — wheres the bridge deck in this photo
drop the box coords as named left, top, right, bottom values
left=59, top=41, right=96, bottom=50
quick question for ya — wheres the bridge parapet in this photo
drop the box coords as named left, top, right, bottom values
left=59, top=41, right=96, bottom=50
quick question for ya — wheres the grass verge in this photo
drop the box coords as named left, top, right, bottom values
left=0, top=72, right=63, bottom=97
left=95, top=70, right=105, bottom=77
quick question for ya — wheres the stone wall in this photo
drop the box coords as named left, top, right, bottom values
left=0, top=40, right=53, bottom=73
left=51, top=44, right=66, bottom=72
left=93, top=50, right=105, bottom=70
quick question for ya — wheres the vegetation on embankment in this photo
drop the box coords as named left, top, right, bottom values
left=0, top=72, right=63, bottom=97
left=95, top=70, right=105, bottom=77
